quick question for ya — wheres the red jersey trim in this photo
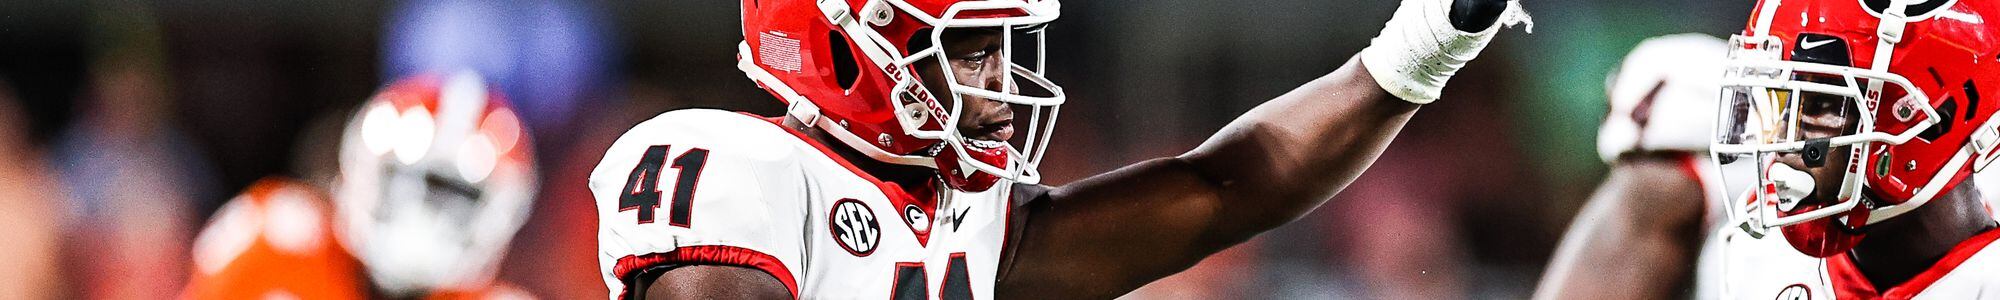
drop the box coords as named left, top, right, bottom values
left=1671, top=152, right=1733, bottom=228
left=611, top=245, right=800, bottom=300
left=1826, top=227, right=2000, bottom=299
left=1671, top=152, right=1713, bottom=213
left=745, top=114, right=939, bottom=246
left=745, top=114, right=923, bottom=200
left=746, top=114, right=894, bottom=187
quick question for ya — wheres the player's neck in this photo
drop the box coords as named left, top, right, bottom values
left=782, top=117, right=939, bottom=190
left=1848, top=182, right=1999, bottom=289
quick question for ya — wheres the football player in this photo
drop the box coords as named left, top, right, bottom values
left=1702, top=0, right=2000, bottom=298
left=591, top=0, right=1531, bottom=298
left=1533, top=34, right=1745, bottom=299
left=183, top=72, right=537, bottom=299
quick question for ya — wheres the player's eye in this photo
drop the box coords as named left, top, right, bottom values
left=954, top=50, right=990, bottom=71
left=961, top=50, right=992, bottom=62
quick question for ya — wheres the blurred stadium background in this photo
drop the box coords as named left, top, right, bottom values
left=0, top=0, right=1752, bottom=298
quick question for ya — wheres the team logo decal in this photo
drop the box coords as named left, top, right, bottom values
left=1775, top=284, right=1811, bottom=300
left=1859, top=0, right=1955, bottom=20
left=830, top=198, right=881, bottom=256
left=904, top=204, right=931, bottom=232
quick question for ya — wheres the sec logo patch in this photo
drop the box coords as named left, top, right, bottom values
left=830, top=198, right=881, bottom=256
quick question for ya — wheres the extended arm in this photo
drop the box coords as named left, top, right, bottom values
left=996, top=0, right=1527, bottom=298
left=1533, top=154, right=1707, bottom=300
left=997, top=58, right=1412, bottom=298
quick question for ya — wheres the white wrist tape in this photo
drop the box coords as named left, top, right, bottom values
left=1361, top=0, right=1532, bottom=104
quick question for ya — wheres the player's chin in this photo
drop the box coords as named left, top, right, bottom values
left=1778, top=202, right=1868, bottom=258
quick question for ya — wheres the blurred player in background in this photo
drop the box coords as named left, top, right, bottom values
left=1701, top=0, right=2000, bottom=298
left=183, top=72, right=538, bottom=299
left=593, top=0, right=1530, bottom=299
left=50, top=11, right=217, bottom=297
left=0, top=81, right=62, bottom=299
left=1534, top=33, right=1743, bottom=299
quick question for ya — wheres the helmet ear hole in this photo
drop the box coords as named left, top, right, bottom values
left=829, top=32, right=861, bottom=90
left=906, top=28, right=934, bottom=52
left=1922, top=98, right=1959, bottom=140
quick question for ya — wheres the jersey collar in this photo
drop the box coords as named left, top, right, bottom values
left=1826, top=227, right=2000, bottom=299
left=754, top=114, right=944, bottom=245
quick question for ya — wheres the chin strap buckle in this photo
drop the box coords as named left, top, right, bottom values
left=817, top=0, right=854, bottom=26
left=788, top=100, right=824, bottom=127
left=1973, top=124, right=2000, bottom=172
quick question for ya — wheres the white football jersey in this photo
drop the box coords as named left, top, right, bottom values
left=1702, top=224, right=2000, bottom=299
left=590, top=109, right=1018, bottom=300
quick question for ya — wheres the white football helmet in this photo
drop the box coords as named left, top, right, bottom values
left=334, top=71, right=538, bottom=295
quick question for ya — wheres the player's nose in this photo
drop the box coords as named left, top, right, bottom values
left=979, top=60, right=1009, bottom=94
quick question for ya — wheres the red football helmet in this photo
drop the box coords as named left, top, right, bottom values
left=1713, top=0, right=2000, bottom=257
left=737, top=0, right=1066, bottom=192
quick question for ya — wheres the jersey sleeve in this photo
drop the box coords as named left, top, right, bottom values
left=590, top=109, right=809, bottom=299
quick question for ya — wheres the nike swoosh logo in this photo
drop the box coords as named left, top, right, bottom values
left=947, top=206, right=971, bottom=231
left=1800, top=38, right=1836, bottom=49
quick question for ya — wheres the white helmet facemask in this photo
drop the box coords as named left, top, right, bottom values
left=807, top=0, right=1066, bottom=186
left=1710, top=34, right=1938, bottom=236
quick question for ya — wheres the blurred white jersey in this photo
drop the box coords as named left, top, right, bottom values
left=1594, top=33, right=1743, bottom=240
left=590, top=109, right=1017, bottom=300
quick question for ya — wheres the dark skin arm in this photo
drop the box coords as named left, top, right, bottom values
left=1531, top=153, right=1707, bottom=300
left=992, top=0, right=1513, bottom=296
left=629, top=0, right=1509, bottom=297
left=631, top=37, right=1443, bottom=300
left=996, top=56, right=1417, bottom=299
left=639, top=265, right=793, bottom=300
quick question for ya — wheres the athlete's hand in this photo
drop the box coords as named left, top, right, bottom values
left=1361, top=0, right=1531, bottom=104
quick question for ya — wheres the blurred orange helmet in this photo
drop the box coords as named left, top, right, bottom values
left=334, top=71, right=537, bottom=295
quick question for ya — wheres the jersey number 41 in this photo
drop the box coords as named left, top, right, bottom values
left=619, top=145, right=709, bottom=226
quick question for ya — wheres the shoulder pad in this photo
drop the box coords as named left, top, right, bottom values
left=1599, top=34, right=1728, bottom=163
left=590, top=109, right=808, bottom=297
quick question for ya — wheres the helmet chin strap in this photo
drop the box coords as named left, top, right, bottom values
left=788, top=99, right=939, bottom=168
left=1864, top=1, right=1907, bottom=116
left=736, top=41, right=939, bottom=168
